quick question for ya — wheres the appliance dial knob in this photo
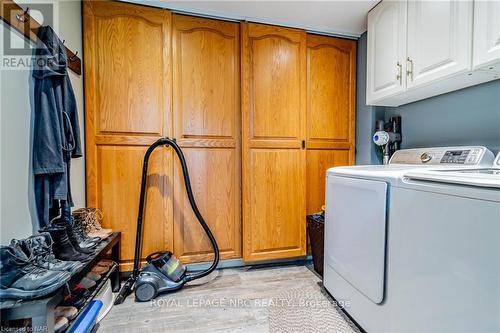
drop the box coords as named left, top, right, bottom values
left=420, top=152, right=432, bottom=163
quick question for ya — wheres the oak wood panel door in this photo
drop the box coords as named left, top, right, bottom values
left=306, top=150, right=349, bottom=214
left=241, top=22, right=307, bottom=261
left=84, top=1, right=172, bottom=271
left=172, top=15, right=241, bottom=263
left=306, top=35, right=356, bottom=214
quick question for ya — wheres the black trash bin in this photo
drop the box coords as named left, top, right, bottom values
left=307, top=213, right=325, bottom=277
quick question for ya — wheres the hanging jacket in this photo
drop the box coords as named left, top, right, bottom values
left=32, top=26, right=82, bottom=227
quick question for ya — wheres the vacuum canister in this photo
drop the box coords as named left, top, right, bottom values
left=147, top=251, right=187, bottom=282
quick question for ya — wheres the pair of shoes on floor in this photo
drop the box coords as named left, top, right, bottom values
left=73, top=208, right=113, bottom=240
left=0, top=236, right=75, bottom=300
left=90, top=260, right=115, bottom=275
left=54, top=306, right=78, bottom=333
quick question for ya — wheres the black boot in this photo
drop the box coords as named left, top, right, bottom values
left=59, top=201, right=100, bottom=249
left=0, top=245, right=70, bottom=300
left=13, top=234, right=83, bottom=274
left=51, top=218, right=96, bottom=255
left=42, top=226, right=91, bottom=262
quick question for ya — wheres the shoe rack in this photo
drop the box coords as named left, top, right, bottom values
left=0, top=233, right=121, bottom=332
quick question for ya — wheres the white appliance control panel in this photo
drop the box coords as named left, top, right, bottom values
left=389, top=146, right=494, bottom=167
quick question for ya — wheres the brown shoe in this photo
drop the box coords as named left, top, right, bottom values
left=97, top=259, right=115, bottom=268
left=54, top=316, right=69, bottom=333
left=54, top=306, right=78, bottom=320
left=87, top=229, right=112, bottom=240
left=73, top=208, right=113, bottom=240
left=91, top=265, right=109, bottom=275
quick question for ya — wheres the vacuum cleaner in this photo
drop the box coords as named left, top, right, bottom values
left=114, top=137, right=220, bottom=304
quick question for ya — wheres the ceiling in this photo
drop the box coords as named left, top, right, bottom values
left=123, top=1, right=378, bottom=38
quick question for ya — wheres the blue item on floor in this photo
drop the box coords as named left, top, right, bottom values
left=68, top=300, right=103, bottom=333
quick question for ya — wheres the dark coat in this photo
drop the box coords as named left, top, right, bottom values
left=33, top=26, right=81, bottom=227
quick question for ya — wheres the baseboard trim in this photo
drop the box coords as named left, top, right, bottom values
left=186, top=255, right=313, bottom=271
left=119, top=256, right=313, bottom=278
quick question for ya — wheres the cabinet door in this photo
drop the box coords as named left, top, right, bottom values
left=306, top=35, right=356, bottom=214
left=473, top=1, right=500, bottom=71
left=366, top=0, right=407, bottom=104
left=241, top=23, right=307, bottom=261
left=84, top=1, right=172, bottom=271
left=172, top=15, right=241, bottom=263
left=406, top=0, right=473, bottom=89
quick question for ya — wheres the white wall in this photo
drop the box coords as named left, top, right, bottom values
left=0, top=0, right=85, bottom=244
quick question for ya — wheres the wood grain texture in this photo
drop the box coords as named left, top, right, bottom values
left=306, top=34, right=356, bottom=149
left=87, top=1, right=170, bottom=135
left=173, top=148, right=240, bottom=263
left=84, top=1, right=172, bottom=271
left=173, top=15, right=238, bottom=139
left=172, top=15, right=241, bottom=263
left=97, top=146, right=173, bottom=270
left=247, top=150, right=306, bottom=261
left=242, top=23, right=307, bottom=261
left=251, top=37, right=301, bottom=139
left=305, top=35, right=356, bottom=216
left=306, top=150, right=349, bottom=214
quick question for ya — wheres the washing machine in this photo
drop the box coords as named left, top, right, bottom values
left=323, top=146, right=495, bottom=332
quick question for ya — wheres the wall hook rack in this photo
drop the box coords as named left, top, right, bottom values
left=0, top=0, right=82, bottom=75
left=69, top=51, right=79, bottom=62
left=14, top=6, right=27, bottom=22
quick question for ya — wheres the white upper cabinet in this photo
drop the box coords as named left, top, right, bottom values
left=406, top=0, right=473, bottom=89
left=366, top=0, right=499, bottom=107
left=473, top=0, right=500, bottom=72
left=366, top=0, right=407, bottom=102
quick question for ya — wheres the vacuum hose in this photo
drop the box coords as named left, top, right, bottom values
left=115, top=137, right=219, bottom=304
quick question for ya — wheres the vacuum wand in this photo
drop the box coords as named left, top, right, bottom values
left=114, top=137, right=220, bottom=304
left=114, top=277, right=134, bottom=305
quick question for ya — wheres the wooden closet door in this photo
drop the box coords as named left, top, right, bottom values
left=306, top=35, right=356, bottom=214
left=172, top=15, right=241, bottom=263
left=241, top=23, right=307, bottom=261
left=84, top=1, right=172, bottom=271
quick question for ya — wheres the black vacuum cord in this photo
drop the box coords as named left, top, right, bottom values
left=115, top=137, right=220, bottom=304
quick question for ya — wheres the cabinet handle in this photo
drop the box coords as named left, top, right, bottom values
left=396, top=61, right=402, bottom=84
left=301, top=140, right=305, bottom=149
left=406, top=57, right=414, bottom=81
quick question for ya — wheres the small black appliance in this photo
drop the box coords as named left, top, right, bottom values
left=114, top=137, right=219, bottom=304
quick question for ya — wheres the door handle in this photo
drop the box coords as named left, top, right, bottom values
left=301, top=140, right=306, bottom=149
left=406, top=57, right=414, bottom=81
left=396, top=61, right=402, bottom=84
